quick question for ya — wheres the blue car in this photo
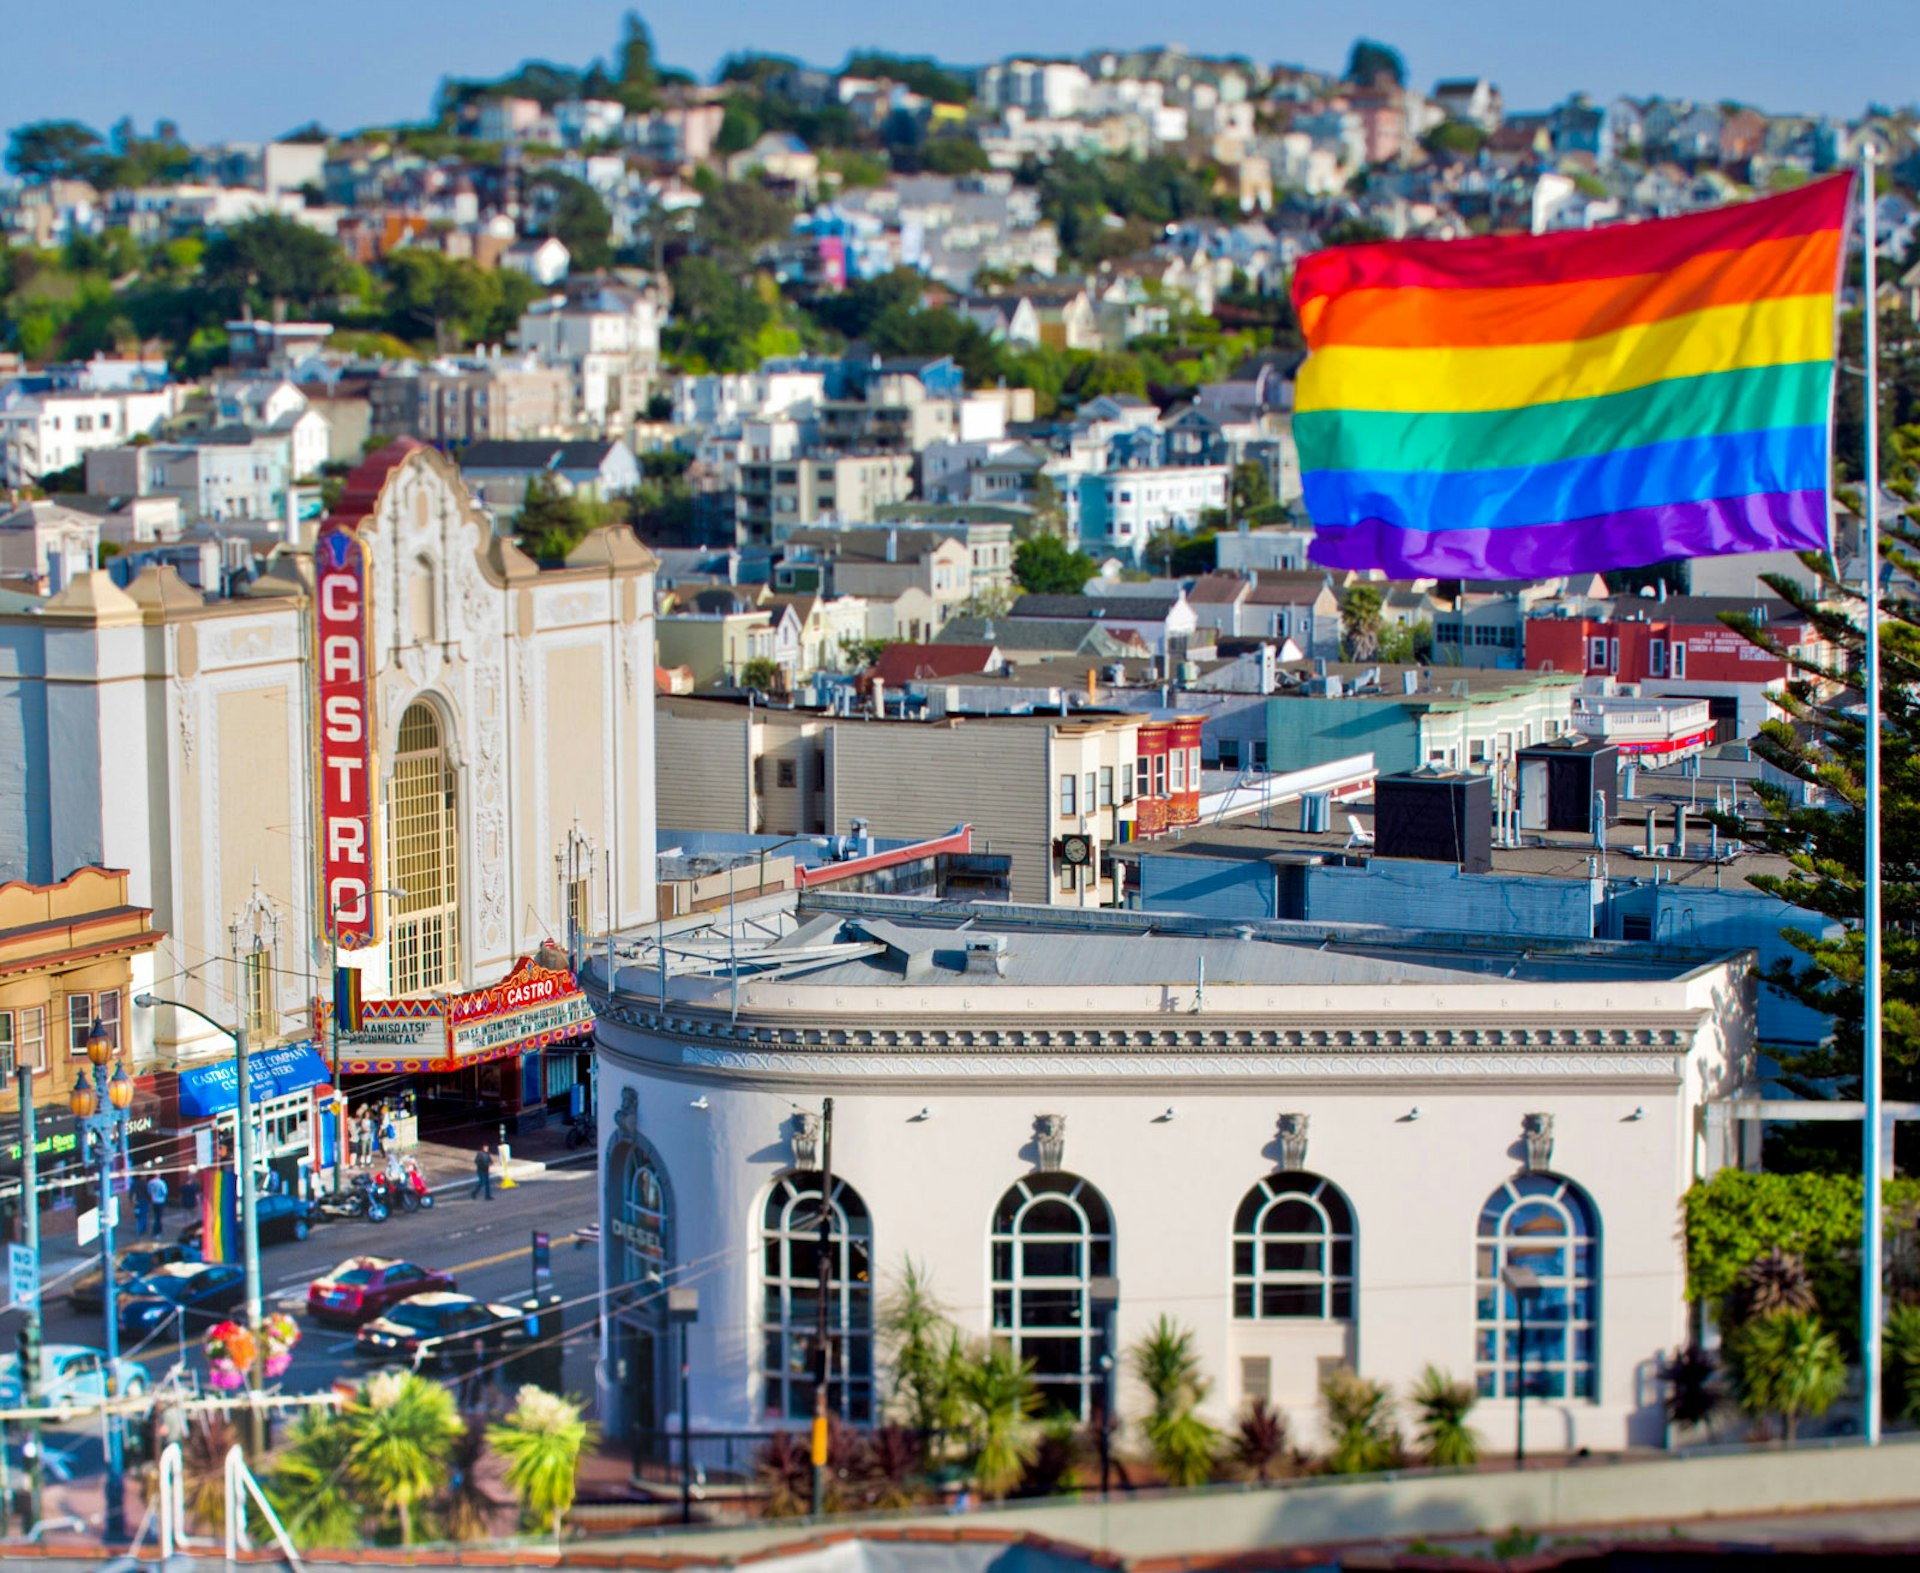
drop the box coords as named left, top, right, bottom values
left=118, top=1261, right=246, bottom=1335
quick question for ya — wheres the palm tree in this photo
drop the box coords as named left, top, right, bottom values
left=440, top=1415, right=500, bottom=1542
left=1725, top=1249, right=1818, bottom=1327
left=1657, top=1345, right=1726, bottom=1434
left=1724, top=1309, right=1848, bottom=1443
left=1885, top=1303, right=1920, bottom=1423
left=1319, top=1366, right=1399, bottom=1475
left=180, top=1413, right=240, bottom=1536
left=1409, top=1367, right=1481, bottom=1468
left=1231, top=1397, right=1289, bottom=1483
left=341, top=1369, right=463, bottom=1546
left=487, top=1385, right=598, bottom=1543
left=953, top=1340, right=1041, bottom=1500
left=753, top=1432, right=812, bottom=1518
left=266, top=1410, right=363, bottom=1551
left=879, top=1259, right=956, bottom=1450
left=1128, top=1315, right=1221, bottom=1487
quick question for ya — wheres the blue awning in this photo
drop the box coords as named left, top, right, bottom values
left=178, top=1043, right=334, bottom=1121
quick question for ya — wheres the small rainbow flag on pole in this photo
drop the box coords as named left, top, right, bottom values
left=200, top=1166, right=237, bottom=1264
left=1292, top=175, right=1852, bottom=577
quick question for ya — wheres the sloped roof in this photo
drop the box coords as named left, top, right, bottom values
left=870, top=643, right=1001, bottom=685
left=460, top=440, right=621, bottom=472
left=1011, top=593, right=1179, bottom=621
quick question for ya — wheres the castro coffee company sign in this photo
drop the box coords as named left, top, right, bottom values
left=315, top=521, right=378, bottom=949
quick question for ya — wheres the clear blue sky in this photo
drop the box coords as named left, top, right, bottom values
left=9, top=0, right=1915, bottom=143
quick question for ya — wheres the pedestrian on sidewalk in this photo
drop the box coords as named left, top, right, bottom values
left=472, top=1144, right=493, bottom=1201
left=132, top=1172, right=152, bottom=1237
left=146, top=1167, right=168, bottom=1238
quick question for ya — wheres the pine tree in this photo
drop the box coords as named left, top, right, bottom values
left=1713, top=426, right=1920, bottom=1122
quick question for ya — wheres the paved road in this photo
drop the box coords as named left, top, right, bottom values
left=12, top=1162, right=604, bottom=1475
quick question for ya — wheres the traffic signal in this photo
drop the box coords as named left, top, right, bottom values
left=16, top=1318, right=38, bottom=1392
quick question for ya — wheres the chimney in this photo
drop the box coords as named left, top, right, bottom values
left=1675, top=806, right=1689, bottom=858
left=886, top=527, right=898, bottom=563
left=1645, top=806, right=1658, bottom=856
left=871, top=676, right=886, bottom=718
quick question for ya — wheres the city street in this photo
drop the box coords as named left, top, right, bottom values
left=10, top=1162, right=605, bottom=1484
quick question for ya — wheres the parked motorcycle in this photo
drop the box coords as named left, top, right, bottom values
left=565, top=1111, right=594, bottom=1149
left=314, top=1172, right=389, bottom=1224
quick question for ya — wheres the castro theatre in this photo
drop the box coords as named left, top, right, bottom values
left=0, top=438, right=658, bottom=1144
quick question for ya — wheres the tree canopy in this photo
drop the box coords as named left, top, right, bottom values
left=202, top=214, right=352, bottom=318
left=1013, top=533, right=1096, bottom=595
left=1345, top=38, right=1407, bottom=87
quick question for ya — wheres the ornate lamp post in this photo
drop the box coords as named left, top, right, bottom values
left=69, top=1018, right=134, bottom=1543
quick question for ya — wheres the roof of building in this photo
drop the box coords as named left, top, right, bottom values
left=459, top=440, right=622, bottom=473
left=938, top=617, right=1140, bottom=655
left=732, top=904, right=1728, bottom=991
left=1011, top=593, right=1180, bottom=621
left=869, top=643, right=1002, bottom=685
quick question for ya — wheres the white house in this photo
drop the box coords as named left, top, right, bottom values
left=0, top=384, right=179, bottom=487
left=504, top=236, right=572, bottom=288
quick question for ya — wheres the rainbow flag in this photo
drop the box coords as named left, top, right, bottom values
left=200, top=1166, right=237, bottom=1264
left=1292, top=175, right=1852, bottom=578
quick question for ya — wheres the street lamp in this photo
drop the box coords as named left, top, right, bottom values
left=133, top=985, right=267, bottom=1453
left=1501, top=1263, right=1542, bottom=1470
left=668, top=1286, right=700, bottom=1525
left=71, top=1018, right=134, bottom=1544
left=326, top=886, right=405, bottom=1191
left=1089, top=1275, right=1120, bottom=1499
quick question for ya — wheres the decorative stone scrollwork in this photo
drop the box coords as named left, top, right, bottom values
left=792, top=1110, right=821, bottom=1170
left=1522, top=1111, right=1555, bottom=1171
left=1034, top=1113, right=1066, bottom=1172
left=1277, top=1111, right=1310, bottom=1171
left=615, top=1086, right=639, bottom=1144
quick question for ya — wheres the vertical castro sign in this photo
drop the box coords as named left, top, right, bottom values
left=316, top=521, right=378, bottom=948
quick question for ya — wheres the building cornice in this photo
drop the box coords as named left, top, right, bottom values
left=593, top=996, right=1697, bottom=1085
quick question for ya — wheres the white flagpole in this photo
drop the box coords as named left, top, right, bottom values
left=1860, top=146, right=1885, bottom=1446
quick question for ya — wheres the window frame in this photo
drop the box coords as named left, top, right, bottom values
left=1474, top=1172, right=1600, bottom=1402
left=761, top=1171, right=874, bottom=1424
left=1059, top=773, right=1077, bottom=818
left=1231, top=1171, right=1355, bottom=1321
left=990, top=1172, right=1114, bottom=1420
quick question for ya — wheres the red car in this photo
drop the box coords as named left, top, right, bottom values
left=306, top=1257, right=456, bottom=1326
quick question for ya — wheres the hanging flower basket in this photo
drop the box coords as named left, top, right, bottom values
left=263, top=1311, right=301, bottom=1363
left=206, top=1357, right=246, bottom=1391
left=204, top=1321, right=256, bottom=1372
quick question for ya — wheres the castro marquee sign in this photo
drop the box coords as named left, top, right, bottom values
left=322, top=956, right=594, bottom=1075
left=314, top=520, right=378, bottom=949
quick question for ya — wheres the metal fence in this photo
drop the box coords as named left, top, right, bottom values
left=630, top=1429, right=781, bottom=1491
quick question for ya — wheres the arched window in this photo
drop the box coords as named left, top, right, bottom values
left=389, top=701, right=458, bottom=993
left=1232, top=1172, right=1354, bottom=1319
left=990, top=1173, right=1113, bottom=1419
left=618, top=1147, right=668, bottom=1293
left=1475, top=1173, right=1599, bottom=1401
left=762, top=1173, right=873, bottom=1423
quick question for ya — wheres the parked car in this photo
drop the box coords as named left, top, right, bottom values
left=179, top=1191, right=313, bottom=1249
left=68, top=1242, right=198, bottom=1313
left=0, top=1345, right=147, bottom=1407
left=353, top=1292, right=528, bottom=1368
left=118, top=1262, right=247, bottom=1335
left=307, top=1257, right=457, bottom=1326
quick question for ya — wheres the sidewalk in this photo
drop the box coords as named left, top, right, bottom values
left=406, top=1119, right=597, bottom=1193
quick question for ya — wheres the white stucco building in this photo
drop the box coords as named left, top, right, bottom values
left=0, top=439, right=658, bottom=1128
left=588, top=895, right=1755, bottom=1459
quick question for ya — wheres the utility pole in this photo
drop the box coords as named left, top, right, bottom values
left=809, top=1097, right=834, bottom=1517
left=232, top=934, right=265, bottom=1454
left=15, top=1062, right=41, bottom=1533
